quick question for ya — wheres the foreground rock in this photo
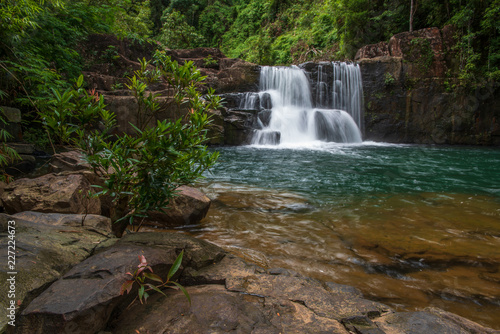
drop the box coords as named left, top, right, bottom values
left=12, top=232, right=500, bottom=334
left=0, top=213, right=115, bottom=331
left=15, top=233, right=226, bottom=334
left=0, top=173, right=101, bottom=215
left=44, top=150, right=212, bottom=229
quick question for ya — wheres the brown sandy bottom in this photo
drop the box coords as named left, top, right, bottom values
left=144, top=183, right=500, bottom=329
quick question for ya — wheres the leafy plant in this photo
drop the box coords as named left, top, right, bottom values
left=101, top=45, right=120, bottom=64
left=384, top=72, right=396, bottom=86
left=55, top=52, right=221, bottom=237
left=40, top=74, right=108, bottom=145
left=111, top=82, right=124, bottom=91
left=203, top=55, right=219, bottom=68
left=120, top=251, right=190, bottom=305
left=22, top=127, right=51, bottom=151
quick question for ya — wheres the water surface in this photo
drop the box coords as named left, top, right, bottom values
left=185, top=143, right=500, bottom=329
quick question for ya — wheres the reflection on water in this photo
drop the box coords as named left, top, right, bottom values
left=184, top=144, right=500, bottom=329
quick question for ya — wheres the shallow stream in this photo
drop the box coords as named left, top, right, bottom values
left=172, top=143, right=500, bottom=329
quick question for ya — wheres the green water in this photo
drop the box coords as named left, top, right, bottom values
left=207, top=143, right=500, bottom=201
left=191, top=143, right=500, bottom=329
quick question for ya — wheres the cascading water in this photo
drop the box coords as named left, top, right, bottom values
left=248, top=62, right=364, bottom=145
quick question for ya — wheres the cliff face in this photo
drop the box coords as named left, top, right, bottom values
left=356, top=26, right=500, bottom=145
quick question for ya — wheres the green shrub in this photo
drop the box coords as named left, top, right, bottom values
left=42, top=52, right=220, bottom=237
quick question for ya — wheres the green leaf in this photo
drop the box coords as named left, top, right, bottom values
left=138, top=285, right=145, bottom=303
left=76, top=74, right=84, bottom=88
left=168, top=250, right=184, bottom=280
left=144, top=272, right=163, bottom=283
left=146, top=284, right=167, bottom=297
left=171, top=281, right=191, bottom=305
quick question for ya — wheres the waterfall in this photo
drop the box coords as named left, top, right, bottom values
left=251, top=62, right=363, bottom=145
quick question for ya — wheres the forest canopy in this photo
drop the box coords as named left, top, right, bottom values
left=0, top=0, right=498, bottom=111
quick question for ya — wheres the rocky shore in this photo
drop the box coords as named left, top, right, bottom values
left=2, top=212, right=499, bottom=333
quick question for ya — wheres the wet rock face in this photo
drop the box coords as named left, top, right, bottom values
left=356, top=26, right=500, bottom=145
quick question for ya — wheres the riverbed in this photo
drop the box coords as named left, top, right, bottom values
left=181, top=143, right=499, bottom=329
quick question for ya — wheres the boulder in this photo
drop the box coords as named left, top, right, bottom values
left=355, top=41, right=391, bottom=60
left=103, top=95, right=191, bottom=135
left=6, top=143, right=34, bottom=155
left=0, top=213, right=115, bottom=331
left=0, top=173, right=101, bottom=215
left=145, top=185, right=212, bottom=227
left=223, top=110, right=258, bottom=145
left=15, top=232, right=226, bottom=334
left=0, top=107, right=22, bottom=142
left=214, top=60, right=260, bottom=94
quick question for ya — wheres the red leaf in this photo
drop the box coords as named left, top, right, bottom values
left=120, top=280, right=134, bottom=295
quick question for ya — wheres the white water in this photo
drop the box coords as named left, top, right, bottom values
left=250, top=63, right=363, bottom=145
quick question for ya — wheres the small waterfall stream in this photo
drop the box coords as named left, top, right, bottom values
left=247, top=62, right=364, bottom=145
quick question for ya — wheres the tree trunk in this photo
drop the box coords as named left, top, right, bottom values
left=410, top=0, right=417, bottom=33
left=410, top=0, right=415, bottom=32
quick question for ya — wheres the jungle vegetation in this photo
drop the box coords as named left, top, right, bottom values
left=1, top=0, right=498, bottom=108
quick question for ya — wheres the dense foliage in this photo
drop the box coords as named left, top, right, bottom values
left=146, top=0, right=499, bottom=81
left=1, top=0, right=498, bottom=108
left=0, top=0, right=219, bottom=229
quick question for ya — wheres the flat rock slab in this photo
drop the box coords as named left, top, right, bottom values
left=225, top=274, right=390, bottom=320
left=0, top=213, right=115, bottom=331
left=13, top=211, right=112, bottom=233
left=111, top=284, right=350, bottom=334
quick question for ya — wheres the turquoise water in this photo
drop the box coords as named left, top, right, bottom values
left=194, top=143, right=500, bottom=329
left=206, top=143, right=500, bottom=202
